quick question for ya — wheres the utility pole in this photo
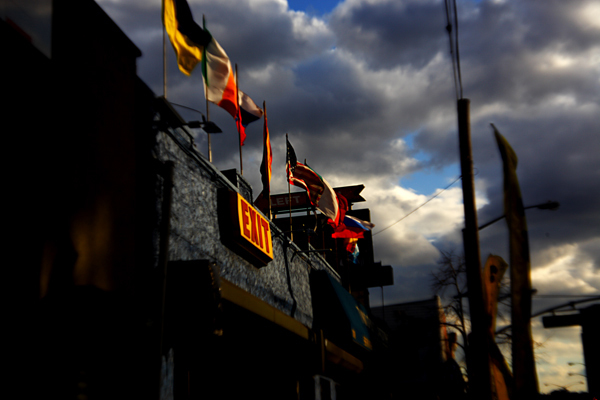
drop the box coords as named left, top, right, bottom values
left=457, top=98, right=493, bottom=400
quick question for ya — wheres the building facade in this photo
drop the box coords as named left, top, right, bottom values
left=4, top=1, right=390, bottom=399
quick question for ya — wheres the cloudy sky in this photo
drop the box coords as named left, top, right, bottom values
left=96, top=0, right=599, bottom=392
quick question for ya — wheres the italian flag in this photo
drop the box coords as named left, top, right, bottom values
left=201, top=30, right=263, bottom=146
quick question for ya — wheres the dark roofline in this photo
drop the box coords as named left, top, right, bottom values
left=371, top=296, right=441, bottom=311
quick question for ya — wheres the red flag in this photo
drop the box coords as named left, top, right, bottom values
left=255, top=103, right=272, bottom=217
left=332, top=230, right=365, bottom=239
left=261, top=105, right=272, bottom=188
left=236, top=105, right=246, bottom=146
left=326, top=193, right=348, bottom=230
left=331, top=214, right=374, bottom=239
left=344, top=237, right=359, bottom=253
left=236, top=90, right=263, bottom=146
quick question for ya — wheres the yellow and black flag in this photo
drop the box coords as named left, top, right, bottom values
left=162, top=0, right=212, bottom=75
left=493, top=124, right=539, bottom=399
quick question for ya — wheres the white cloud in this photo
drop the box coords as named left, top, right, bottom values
left=532, top=242, right=600, bottom=295
left=577, top=2, right=600, bottom=30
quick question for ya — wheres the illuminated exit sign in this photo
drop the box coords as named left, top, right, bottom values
left=218, top=190, right=273, bottom=266
left=237, top=193, right=273, bottom=259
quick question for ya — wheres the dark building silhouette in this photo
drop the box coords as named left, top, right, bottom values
left=4, top=2, right=460, bottom=399
left=3, top=1, right=395, bottom=399
left=371, top=297, right=457, bottom=400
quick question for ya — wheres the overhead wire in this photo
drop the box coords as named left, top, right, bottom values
left=533, top=295, right=600, bottom=298
left=372, top=175, right=462, bottom=237
left=372, top=0, right=465, bottom=238
left=453, top=0, right=463, bottom=99
left=444, top=0, right=463, bottom=100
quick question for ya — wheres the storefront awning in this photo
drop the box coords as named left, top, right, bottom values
left=311, top=270, right=372, bottom=351
left=220, top=278, right=310, bottom=340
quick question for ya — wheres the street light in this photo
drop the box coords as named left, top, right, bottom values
left=568, top=362, right=585, bottom=367
left=478, top=200, right=560, bottom=230
left=186, top=117, right=222, bottom=133
left=168, top=101, right=223, bottom=162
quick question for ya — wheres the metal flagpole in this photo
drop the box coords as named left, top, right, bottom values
left=304, top=158, right=318, bottom=237
left=163, top=10, right=167, bottom=98
left=263, top=100, right=272, bottom=219
left=286, top=133, right=293, bottom=241
left=203, top=15, right=212, bottom=162
left=235, top=63, right=243, bottom=175
left=206, top=96, right=212, bottom=162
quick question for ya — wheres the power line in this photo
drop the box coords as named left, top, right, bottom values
left=372, top=175, right=462, bottom=237
left=534, top=295, right=600, bottom=298
left=444, top=0, right=463, bottom=100
left=496, top=296, right=600, bottom=334
left=453, top=0, right=463, bottom=99
left=373, top=2, right=464, bottom=237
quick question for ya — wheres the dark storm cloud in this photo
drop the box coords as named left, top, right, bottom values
left=273, top=55, right=382, bottom=133
left=468, top=108, right=599, bottom=264
left=468, top=0, right=600, bottom=56
left=401, top=0, right=600, bottom=286
left=329, top=0, right=447, bottom=70
left=97, top=0, right=600, bottom=275
left=189, top=0, right=335, bottom=69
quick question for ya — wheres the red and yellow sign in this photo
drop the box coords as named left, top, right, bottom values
left=236, top=193, right=273, bottom=260
left=218, top=189, right=273, bottom=266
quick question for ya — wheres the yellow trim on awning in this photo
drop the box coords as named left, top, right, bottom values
left=220, top=278, right=310, bottom=340
left=219, top=279, right=365, bottom=373
left=324, top=339, right=364, bottom=373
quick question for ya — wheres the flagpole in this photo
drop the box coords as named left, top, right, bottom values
left=286, top=133, right=293, bottom=241
left=201, top=15, right=213, bottom=162
left=163, top=8, right=167, bottom=98
left=304, top=158, right=312, bottom=247
left=235, top=63, right=243, bottom=175
left=263, top=100, right=272, bottom=219
left=304, top=157, right=318, bottom=243
left=206, top=99, right=212, bottom=162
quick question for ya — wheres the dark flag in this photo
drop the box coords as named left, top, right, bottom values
left=286, top=135, right=297, bottom=175
left=162, top=0, right=212, bottom=75
left=285, top=137, right=338, bottom=222
left=255, top=102, right=272, bottom=218
left=493, top=124, right=539, bottom=399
